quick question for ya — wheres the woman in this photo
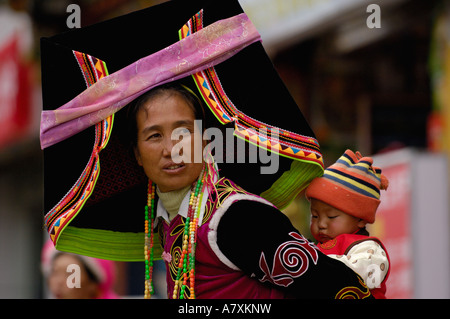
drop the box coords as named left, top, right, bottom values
left=126, top=83, right=371, bottom=299
left=40, top=0, right=371, bottom=299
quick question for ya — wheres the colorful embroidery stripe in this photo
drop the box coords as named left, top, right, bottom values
left=178, top=9, right=203, bottom=40
left=45, top=51, right=113, bottom=243
left=234, top=123, right=323, bottom=165
left=180, top=10, right=323, bottom=167
left=193, top=69, right=234, bottom=124
left=236, top=111, right=321, bottom=151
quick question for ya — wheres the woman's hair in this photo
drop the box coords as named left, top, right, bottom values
left=126, top=82, right=207, bottom=149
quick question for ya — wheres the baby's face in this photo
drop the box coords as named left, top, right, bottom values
left=309, top=198, right=366, bottom=243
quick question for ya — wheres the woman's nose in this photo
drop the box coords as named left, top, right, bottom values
left=162, top=137, right=175, bottom=157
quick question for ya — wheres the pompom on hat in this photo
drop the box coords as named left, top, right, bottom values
left=305, top=149, right=389, bottom=223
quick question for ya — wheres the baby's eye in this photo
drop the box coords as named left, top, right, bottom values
left=328, top=215, right=338, bottom=219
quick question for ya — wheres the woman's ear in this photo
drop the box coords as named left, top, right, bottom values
left=134, top=147, right=143, bottom=166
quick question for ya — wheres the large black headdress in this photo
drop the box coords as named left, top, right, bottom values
left=41, top=0, right=323, bottom=260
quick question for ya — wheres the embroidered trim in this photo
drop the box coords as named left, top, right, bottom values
left=44, top=51, right=113, bottom=244
left=259, top=232, right=319, bottom=287
left=179, top=10, right=323, bottom=167
left=335, top=276, right=371, bottom=299
left=319, top=238, right=338, bottom=250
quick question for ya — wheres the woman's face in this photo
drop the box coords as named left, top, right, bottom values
left=134, top=91, right=205, bottom=192
left=48, top=254, right=99, bottom=299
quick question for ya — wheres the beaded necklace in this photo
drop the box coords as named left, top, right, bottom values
left=144, top=167, right=207, bottom=299
left=144, top=182, right=155, bottom=299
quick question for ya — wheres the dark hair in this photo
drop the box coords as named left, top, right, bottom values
left=126, top=82, right=207, bottom=149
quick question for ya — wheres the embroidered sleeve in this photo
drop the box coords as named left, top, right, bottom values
left=327, top=240, right=389, bottom=289
left=214, top=199, right=372, bottom=299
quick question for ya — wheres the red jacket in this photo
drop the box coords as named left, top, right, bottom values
left=317, top=233, right=390, bottom=299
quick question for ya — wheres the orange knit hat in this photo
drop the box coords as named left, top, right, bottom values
left=305, top=149, right=388, bottom=223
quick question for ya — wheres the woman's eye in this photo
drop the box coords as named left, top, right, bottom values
left=147, top=133, right=161, bottom=140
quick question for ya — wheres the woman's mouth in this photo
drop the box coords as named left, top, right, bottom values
left=163, top=162, right=186, bottom=173
left=166, top=164, right=183, bottom=170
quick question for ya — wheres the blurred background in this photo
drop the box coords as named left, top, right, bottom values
left=0, top=0, right=449, bottom=298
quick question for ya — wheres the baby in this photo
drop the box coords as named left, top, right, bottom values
left=305, top=149, right=390, bottom=299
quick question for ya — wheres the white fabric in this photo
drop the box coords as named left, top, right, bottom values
left=155, top=184, right=209, bottom=227
left=328, top=240, right=389, bottom=289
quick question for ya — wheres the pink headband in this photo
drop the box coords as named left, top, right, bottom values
left=40, top=13, right=260, bottom=149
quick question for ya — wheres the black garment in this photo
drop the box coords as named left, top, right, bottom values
left=216, top=200, right=373, bottom=299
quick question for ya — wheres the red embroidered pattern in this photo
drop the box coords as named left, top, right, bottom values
left=259, top=232, right=319, bottom=287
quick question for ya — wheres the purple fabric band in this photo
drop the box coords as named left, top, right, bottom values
left=40, top=13, right=261, bottom=149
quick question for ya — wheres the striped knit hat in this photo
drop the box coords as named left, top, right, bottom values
left=305, top=149, right=388, bottom=223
